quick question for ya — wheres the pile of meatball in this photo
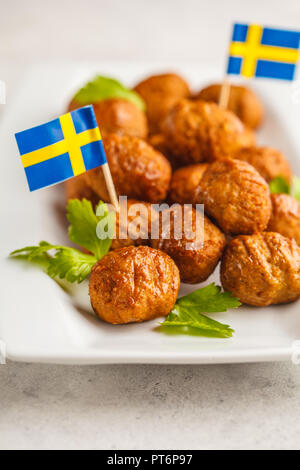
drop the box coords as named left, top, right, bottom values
left=66, top=73, right=300, bottom=324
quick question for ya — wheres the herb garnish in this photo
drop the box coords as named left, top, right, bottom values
left=160, top=283, right=240, bottom=338
left=73, top=76, right=146, bottom=111
left=10, top=199, right=114, bottom=283
left=269, top=175, right=300, bottom=202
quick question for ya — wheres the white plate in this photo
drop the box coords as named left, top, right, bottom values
left=1, top=62, right=300, bottom=364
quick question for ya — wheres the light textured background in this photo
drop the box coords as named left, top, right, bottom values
left=1, top=0, right=300, bottom=451
left=1, top=361, right=300, bottom=450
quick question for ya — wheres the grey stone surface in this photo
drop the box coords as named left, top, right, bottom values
left=1, top=361, right=300, bottom=449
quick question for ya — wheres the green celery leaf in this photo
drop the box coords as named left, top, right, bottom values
left=73, top=75, right=146, bottom=111
left=67, top=198, right=115, bottom=260
left=269, top=176, right=291, bottom=195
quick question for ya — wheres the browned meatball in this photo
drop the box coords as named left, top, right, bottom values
left=162, top=99, right=255, bottom=165
left=234, top=146, right=292, bottom=183
left=196, top=84, right=264, bottom=129
left=65, top=174, right=99, bottom=206
left=169, top=164, right=209, bottom=204
left=221, top=232, right=300, bottom=306
left=199, top=159, right=271, bottom=234
left=148, top=133, right=170, bottom=156
left=268, top=194, right=300, bottom=245
left=147, top=133, right=179, bottom=170
left=85, top=134, right=172, bottom=203
left=111, top=199, right=159, bottom=250
left=151, top=205, right=226, bottom=284
left=89, top=246, right=180, bottom=324
left=134, top=73, right=190, bottom=134
left=68, top=98, right=148, bottom=139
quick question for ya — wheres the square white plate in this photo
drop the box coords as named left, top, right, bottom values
left=1, top=62, right=300, bottom=364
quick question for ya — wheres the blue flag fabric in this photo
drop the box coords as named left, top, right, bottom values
left=15, top=105, right=107, bottom=191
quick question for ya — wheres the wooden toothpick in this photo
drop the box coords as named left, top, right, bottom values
left=219, top=78, right=231, bottom=109
left=102, top=162, right=120, bottom=212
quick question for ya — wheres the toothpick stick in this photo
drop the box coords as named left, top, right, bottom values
left=102, top=163, right=120, bottom=212
left=219, top=78, right=231, bottom=109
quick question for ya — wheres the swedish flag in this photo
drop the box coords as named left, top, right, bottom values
left=15, top=105, right=107, bottom=191
left=227, top=23, right=300, bottom=81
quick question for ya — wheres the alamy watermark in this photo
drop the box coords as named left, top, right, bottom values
left=291, top=340, right=300, bottom=365
left=0, top=340, right=6, bottom=364
left=95, top=197, right=205, bottom=250
left=292, top=81, right=300, bottom=105
left=0, top=80, right=5, bottom=104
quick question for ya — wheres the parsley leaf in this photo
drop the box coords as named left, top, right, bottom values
left=10, top=198, right=114, bottom=283
left=269, top=176, right=290, bottom=195
left=67, top=199, right=115, bottom=260
left=47, top=248, right=96, bottom=283
left=160, top=283, right=240, bottom=338
left=10, top=241, right=97, bottom=283
left=162, top=308, right=234, bottom=338
left=73, top=75, right=146, bottom=111
left=292, top=176, right=300, bottom=203
left=269, top=176, right=300, bottom=203
left=176, top=283, right=241, bottom=312
left=10, top=241, right=56, bottom=260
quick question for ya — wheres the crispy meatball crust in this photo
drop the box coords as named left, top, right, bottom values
left=221, top=232, right=300, bottom=306
left=196, top=84, right=264, bottom=129
left=169, top=164, right=209, bottom=205
left=68, top=98, right=148, bottom=139
left=151, top=206, right=226, bottom=284
left=85, top=134, right=172, bottom=203
left=234, top=146, right=292, bottom=183
left=199, top=159, right=271, bottom=234
left=162, top=99, right=255, bottom=165
left=134, top=73, right=190, bottom=134
left=268, top=194, right=300, bottom=245
left=147, top=133, right=179, bottom=170
left=148, top=133, right=170, bottom=156
left=89, top=246, right=180, bottom=324
left=65, top=174, right=99, bottom=206
left=111, top=199, right=159, bottom=250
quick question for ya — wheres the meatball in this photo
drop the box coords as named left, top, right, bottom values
left=89, top=246, right=180, bottom=324
left=148, top=133, right=169, bottom=156
left=169, top=164, right=209, bottom=204
left=221, top=232, right=300, bottom=306
left=268, top=193, right=300, bottom=245
left=134, top=73, right=190, bottom=134
left=162, top=99, right=255, bottom=165
left=68, top=98, right=148, bottom=139
left=198, top=159, right=271, bottom=234
left=151, top=205, right=226, bottom=284
left=111, top=199, right=159, bottom=250
left=196, top=83, right=264, bottom=129
left=147, top=133, right=178, bottom=169
left=85, top=134, right=172, bottom=203
left=65, top=174, right=99, bottom=206
left=234, top=146, right=292, bottom=183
